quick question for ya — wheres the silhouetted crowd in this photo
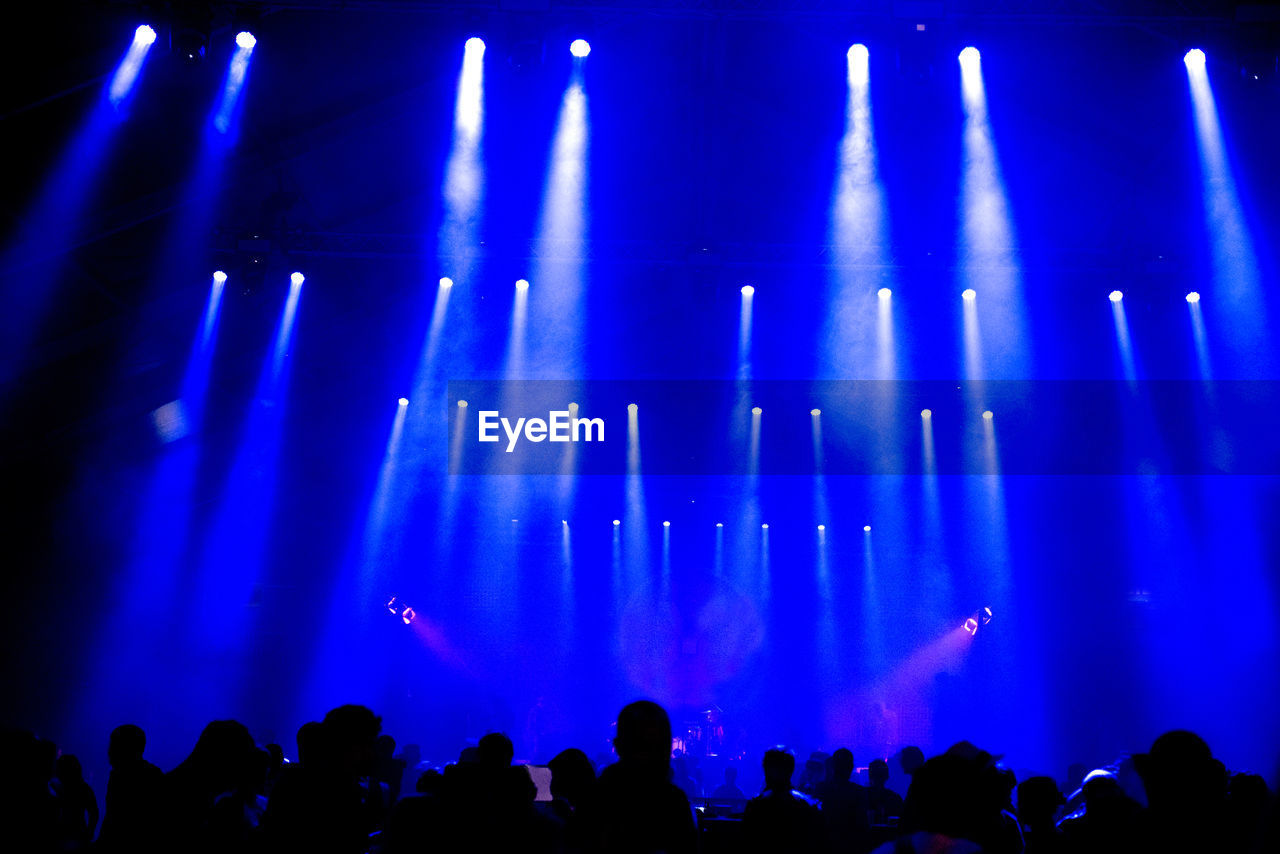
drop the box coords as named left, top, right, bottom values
left=3, top=700, right=1276, bottom=853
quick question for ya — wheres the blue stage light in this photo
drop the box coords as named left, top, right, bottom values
left=741, top=284, right=755, bottom=297
left=465, top=37, right=486, bottom=53
left=398, top=397, right=409, bottom=407
left=570, top=39, right=591, bottom=58
left=1184, top=48, right=1206, bottom=68
left=290, top=272, right=305, bottom=286
left=515, top=278, right=529, bottom=291
left=136, top=25, right=157, bottom=46
left=439, top=277, right=453, bottom=288
left=847, top=44, right=869, bottom=62
left=212, top=270, right=227, bottom=284
left=663, top=521, right=670, bottom=527
left=235, top=31, right=256, bottom=50
left=983, top=410, right=993, bottom=420
left=959, top=46, right=981, bottom=68
left=878, top=287, right=891, bottom=298
left=1109, top=290, right=1123, bottom=302
left=1186, top=291, right=1201, bottom=303
left=613, top=519, right=620, bottom=526
left=962, top=288, right=976, bottom=301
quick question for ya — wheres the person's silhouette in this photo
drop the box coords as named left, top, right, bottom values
left=743, top=748, right=823, bottom=854
left=97, top=724, right=164, bottom=853
left=867, top=758, right=905, bottom=824
left=711, top=766, right=746, bottom=802
left=571, top=700, right=698, bottom=854
left=51, top=753, right=98, bottom=849
left=813, top=747, right=869, bottom=853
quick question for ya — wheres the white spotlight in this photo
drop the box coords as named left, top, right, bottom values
left=439, top=276, right=453, bottom=288
left=848, top=44, right=869, bottom=62
left=570, top=39, right=591, bottom=58
left=817, top=524, right=826, bottom=531
left=959, top=46, right=981, bottom=68
left=457, top=400, right=468, bottom=408
left=290, top=272, right=305, bottom=286
left=751, top=406, right=762, bottom=415
left=398, top=397, right=409, bottom=407
left=1186, top=291, right=1201, bottom=303
left=1184, top=48, right=1206, bottom=68
left=627, top=403, right=638, bottom=413
left=878, top=287, right=891, bottom=298
left=212, top=270, right=228, bottom=284
left=810, top=408, right=821, bottom=416
left=716, top=522, right=723, bottom=528
left=863, top=525, right=872, bottom=532
left=465, top=37, right=486, bottom=53
left=663, top=521, right=670, bottom=527
left=1109, top=290, right=1123, bottom=302
left=612, top=519, right=620, bottom=526
left=921, top=408, right=932, bottom=418
left=982, top=410, right=993, bottom=420
left=235, top=31, right=257, bottom=50
left=741, top=284, right=755, bottom=297
left=515, top=278, right=529, bottom=291
left=135, top=24, right=157, bottom=46
left=762, top=523, right=769, bottom=529
left=962, top=288, right=976, bottom=301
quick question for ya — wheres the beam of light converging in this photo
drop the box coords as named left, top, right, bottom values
left=212, top=33, right=257, bottom=134
left=108, top=24, right=158, bottom=107
left=503, top=278, right=530, bottom=377
left=825, top=44, right=893, bottom=378
left=1186, top=292, right=1213, bottom=379
left=1109, top=291, right=1139, bottom=384
left=861, top=525, right=885, bottom=674
left=661, top=520, right=672, bottom=598
left=957, top=47, right=1028, bottom=379
left=816, top=524, right=837, bottom=681
left=187, top=273, right=304, bottom=710
left=527, top=64, right=589, bottom=377
left=0, top=26, right=159, bottom=399
left=73, top=271, right=227, bottom=742
left=738, top=285, right=755, bottom=379
left=624, top=404, right=651, bottom=597
left=302, top=397, right=411, bottom=712
left=1184, top=50, right=1269, bottom=374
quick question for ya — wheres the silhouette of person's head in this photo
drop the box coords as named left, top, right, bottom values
left=548, top=747, right=595, bottom=806
left=478, top=733, right=514, bottom=769
left=1134, top=730, right=1215, bottom=810
left=830, top=748, right=854, bottom=783
left=296, top=721, right=326, bottom=768
left=869, top=759, right=890, bottom=787
left=265, top=743, right=284, bottom=770
left=322, top=705, right=381, bottom=779
left=54, top=753, right=83, bottom=783
left=376, top=734, right=396, bottom=761
left=1017, top=776, right=1064, bottom=828
left=108, top=724, right=146, bottom=767
left=176, top=720, right=256, bottom=795
left=613, top=700, right=673, bottom=769
left=762, top=749, right=795, bottom=793
left=899, top=746, right=925, bottom=776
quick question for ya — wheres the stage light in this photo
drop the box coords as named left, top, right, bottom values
left=878, top=287, right=891, bottom=298
left=457, top=400, right=467, bottom=408
left=959, top=46, right=981, bottom=68
left=817, top=524, right=825, bottom=531
left=398, top=397, right=409, bottom=407
left=962, top=288, right=976, bottom=301
left=863, top=525, right=871, bottom=532
left=212, top=270, right=227, bottom=284
left=1184, top=48, right=1206, bottom=68
left=290, top=272, right=305, bottom=286
left=570, top=39, right=591, bottom=58
left=515, top=278, right=529, bottom=291
left=465, top=36, right=485, bottom=53
left=716, top=522, right=723, bottom=528
left=627, top=403, right=637, bottom=413
left=401, top=607, right=416, bottom=625
left=752, top=406, right=762, bottom=415
left=848, top=44, right=869, bottom=62
left=613, top=519, right=620, bottom=526
left=135, top=24, right=157, bottom=46
left=762, top=523, right=769, bottom=529
left=663, top=521, right=670, bottom=527
left=439, top=276, right=453, bottom=288
left=811, top=408, right=821, bottom=416
left=921, top=408, right=932, bottom=418
left=235, top=31, right=256, bottom=50
left=741, top=284, right=755, bottom=296
left=963, top=617, right=979, bottom=635
left=562, top=520, right=568, bottom=525
left=1109, top=290, right=1123, bottom=302
left=982, top=410, right=993, bottom=420
left=1186, top=291, right=1200, bottom=303
left=386, top=595, right=400, bottom=613
left=982, top=606, right=993, bottom=624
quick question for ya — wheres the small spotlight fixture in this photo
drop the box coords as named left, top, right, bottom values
left=457, top=400, right=468, bottom=408
left=982, top=410, right=993, bottom=420
left=962, top=288, right=977, bottom=301
left=439, top=276, right=453, bottom=288
left=848, top=44, right=869, bottom=62
left=290, top=272, right=305, bottom=286
left=877, top=287, right=891, bottom=298
left=1109, top=290, right=1123, bottom=302
left=515, top=278, right=529, bottom=291
left=1186, top=291, right=1200, bottom=304
left=921, top=408, right=932, bottom=418
left=627, top=403, right=638, bottom=413
left=1184, top=48, right=1206, bottom=68
left=863, top=525, right=871, bottom=532
left=212, top=270, right=227, bottom=284
left=751, top=406, right=762, bottom=416
left=465, top=37, right=486, bottom=52
left=963, top=617, right=979, bottom=635
left=663, top=521, right=671, bottom=527
left=612, top=519, right=620, bottom=526
left=570, top=39, right=591, bottom=58
left=959, top=46, right=981, bottom=67
left=810, top=408, right=821, bottom=416
left=398, top=397, right=409, bottom=407
left=235, top=31, right=256, bottom=50
left=741, top=285, right=755, bottom=297
left=817, top=524, right=826, bottom=531
left=135, top=25, right=157, bottom=46
left=762, top=523, right=769, bottom=529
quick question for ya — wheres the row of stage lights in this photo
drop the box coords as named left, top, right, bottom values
left=452, top=397, right=995, bottom=424
left=130, top=25, right=258, bottom=52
